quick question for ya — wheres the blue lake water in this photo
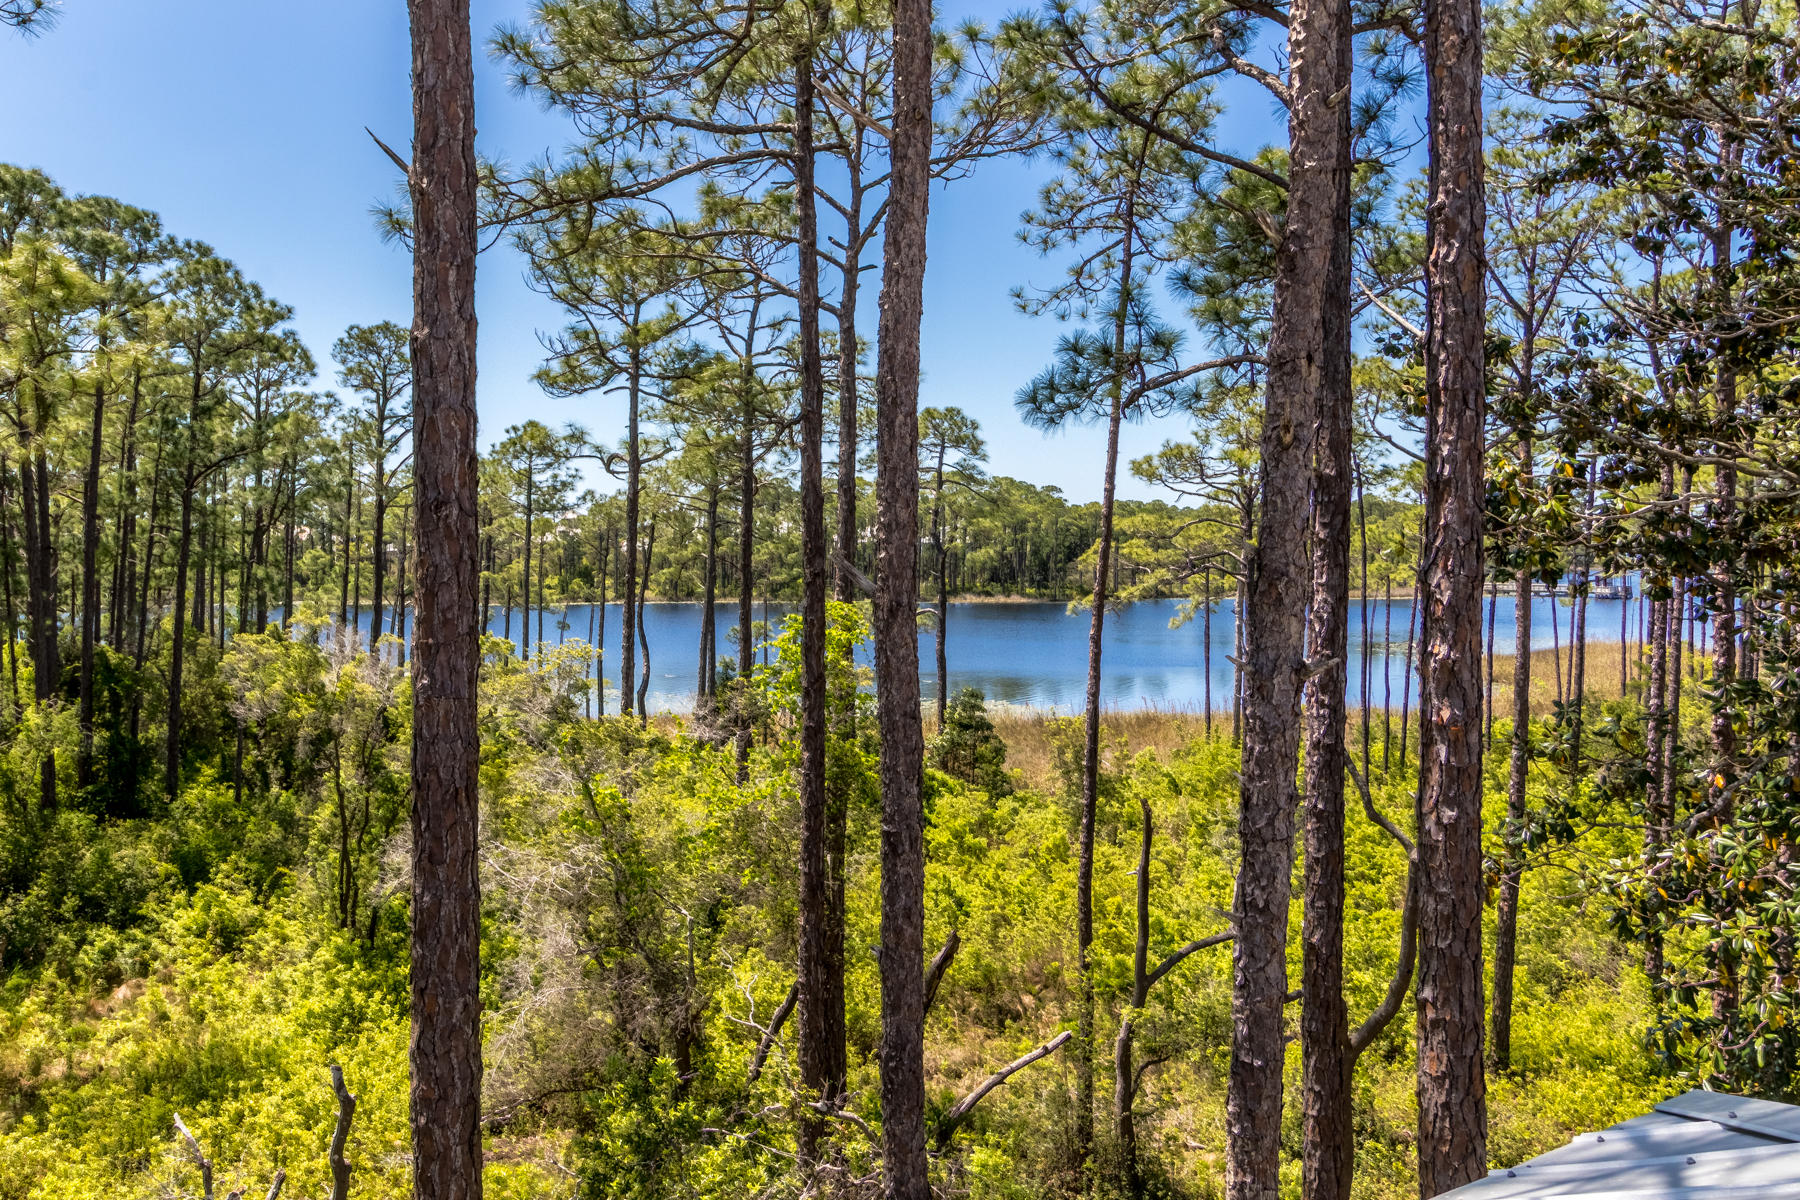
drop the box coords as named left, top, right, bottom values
left=329, top=592, right=1637, bottom=714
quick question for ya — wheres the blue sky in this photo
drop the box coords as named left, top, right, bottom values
left=0, top=0, right=1288, bottom=502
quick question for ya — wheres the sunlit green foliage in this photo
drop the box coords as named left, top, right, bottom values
left=0, top=599, right=1667, bottom=1196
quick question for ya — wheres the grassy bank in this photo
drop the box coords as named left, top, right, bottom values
left=971, top=640, right=1654, bottom=793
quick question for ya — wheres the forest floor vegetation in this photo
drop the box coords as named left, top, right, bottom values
left=0, top=619, right=1678, bottom=1199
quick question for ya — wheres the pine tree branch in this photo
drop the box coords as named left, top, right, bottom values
left=924, top=930, right=961, bottom=1018
left=748, top=980, right=799, bottom=1083
left=365, top=127, right=412, bottom=180
left=933, top=1031, right=1073, bottom=1147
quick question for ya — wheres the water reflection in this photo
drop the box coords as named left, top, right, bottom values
left=310, top=592, right=1633, bottom=714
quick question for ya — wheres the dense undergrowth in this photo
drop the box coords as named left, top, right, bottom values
left=0, top=609, right=1672, bottom=1199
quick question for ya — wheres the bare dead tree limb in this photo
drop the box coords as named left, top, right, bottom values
left=923, top=930, right=961, bottom=1018
left=1350, top=865, right=1419, bottom=1055
left=173, top=1112, right=213, bottom=1200
left=833, top=552, right=875, bottom=598
left=329, top=1065, right=356, bottom=1200
left=748, top=980, right=799, bottom=1084
left=1358, top=278, right=1424, bottom=341
left=933, top=1031, right=1073, bottom=1148
left=265, top=1170, right=287, bottom=1200
left=810, top=1099, right=879, bottom=1141
left=1346, top=755, right=1415, bottom=856
left=364, top=127, right=412, bottom=180
left=1342, top=756, right=1421, bottom=1053
left=1143, top=929, right=1234, bottom=991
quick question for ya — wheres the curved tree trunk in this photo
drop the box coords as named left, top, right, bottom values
left=636, top=523, right=653, bottom=721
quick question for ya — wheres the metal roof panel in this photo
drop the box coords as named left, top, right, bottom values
left=1653, top=1091, right=1800, bottom=1143
left=1527, top=1120, right=1778, bottom=1166
left=1435, top=1092, right=1800, bottom=1199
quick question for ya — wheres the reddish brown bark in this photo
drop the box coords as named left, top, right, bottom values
left=1298, top=0, right=1355, bottom=1182
left=406, top=2, right=484, bottom=1197
left=1415, top=0, right=1489, bottom=1182
left=874, top=0, right=932, bottom=1187
left=794, top=42, right=842, bottom=1155
left=1225, top=0, right=1347, bottom=1190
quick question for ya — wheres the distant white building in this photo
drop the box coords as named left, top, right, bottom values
left=1442, top=1090, right=1800, bottom=1199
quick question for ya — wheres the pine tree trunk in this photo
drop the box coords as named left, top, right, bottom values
left=1, top=458, right=20, bottom=716
left=1384, top=573, right=1394, bottom=762
left=621, top=345, right=642, bottom=713
left=833, top=188, right=864, bottom=604
left=19, top=444, right=54, bottom=804
left=522, top=480, right=534, bottom=661
left=1233, top=568, right=1246, bottom=746
left=1415, top=0, right=1490, bottom=1179
left=191, top=508, right=207, bottom=635
left=1074, top=206, right=1136, bottom=1186
left=113, top=375, right=143, bottom=651
left=597, top=533, right=609, bottom=716
left=351, top=491, right=363, bottom=641
left=1644, top=471, right=1670, bottom=982
left=933, top=455, right=950, bottom=725
left=283, top=478, right=295, bottom=631
left=1400, top=523, right=1422, bottom=766
left=1493, top=431, right=1532, bottom=1073
left=340, top=478, right=353, bottom=632
left=793, top=48, right=842, bottom=1151
left=1357, top=467, right=1372, bottom=775
left=636, top=525, right=652, bottom=720
left=736, top=344, right=757, bottom=780
left=1664, top=472, right=1689, bottom=838
left=165, top=481, right=197, bottom=803
left=1298, top=1, right=1356, bottom=1182
left=406, top=2, right=485, bottom=1196
left=216, top=513, right=229, bottom=646
left=78, top=377, right=107, bottom=788
left=1114, top=795, right=1157, bottom=1200
left=1227, top=0, right=1347, bottom=1182
left=700, top=483, right=718, bottom=701
left=1568, top=467, right=1596, bottom=766
left=479, top=520, right=491, bottom=624
left=1203, top=567, right=1213, bottom=738
left=1484, top=580, right=1497, bottom=740
left=1708, top=225, right=1739, bottom=834
left=874, top=0, right=932, bottom=1183
left=396, top=502, right=411, bottom=666
left=370, top=477, right=388, bottom=657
